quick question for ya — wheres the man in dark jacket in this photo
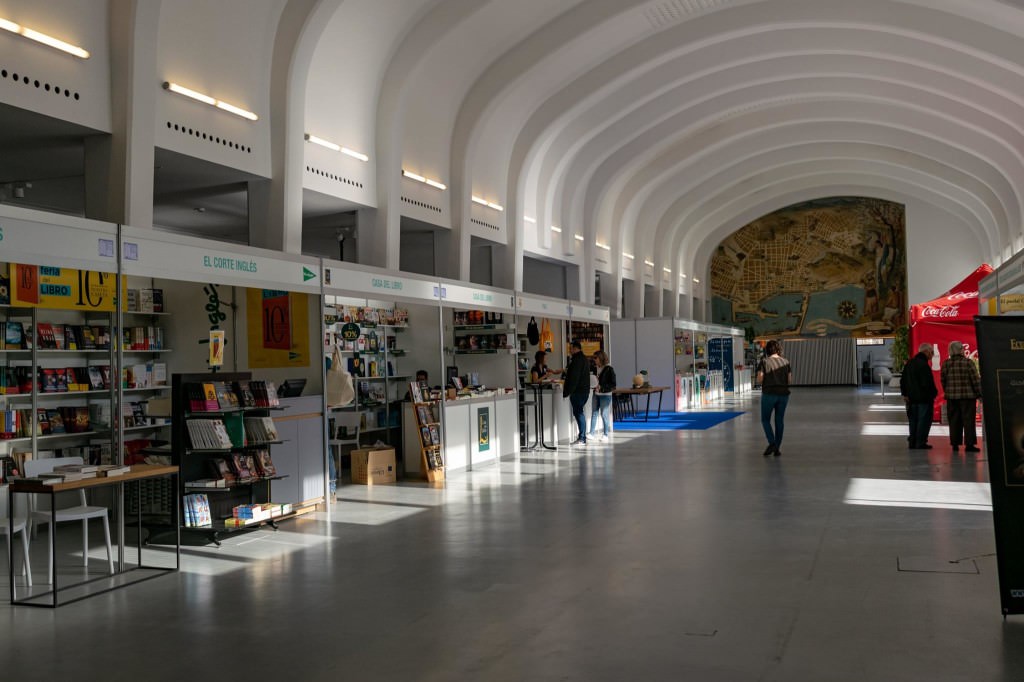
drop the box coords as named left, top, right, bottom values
left=562, top=340, right=590, bottom=446
left=900, top=342, right=939, bottom=449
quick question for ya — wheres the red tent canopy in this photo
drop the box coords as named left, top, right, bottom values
left=908, top=264, right=992, bottom=419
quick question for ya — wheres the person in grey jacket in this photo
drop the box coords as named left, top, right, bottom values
left=562, top=340, right=590, bottom=445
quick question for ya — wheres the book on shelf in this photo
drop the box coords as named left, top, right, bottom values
left=36, top=322, right=56, bottom=349
left=53, top=325, right=65, bottom=350
left=215, top=381, right=239, bottom=409
left=126, top=288, right=139, bottom=312
left=254, top=449, right=276, bottom=477
left=64, top=324, right=79, bottom=350
left=4, top=321, right=25, bottom=349
left=139, top=289, right=154, bottom=314
left=409, top=381, right=424, bottom=403
left=185, top=478, right=226, bottom=488
left=230, top=453, right=254, bottom=480
left=416, top=405, right=430, bottom=424
left=428, top=424, right=441, bottom=445
left=54, top=367, right=68, bottom=392
left=201, top=383, right=219, bottom=411
left=46, top=409, right=66, bottom=434
left=232, top=380, right=256, bottom=408
left=243, top=416, right=279, bottom=443
left=420, top=425, right=432, bottom=446
left=209, top=457, right=237, bottom=483
left=79, top=326, right=97, bottom=349
left=187, top=383, right=206, bottom=412
left=186, top=419, right=233, bottom=450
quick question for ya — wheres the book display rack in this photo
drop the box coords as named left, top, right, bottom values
left=170, top=372, right=293, bottom=546
left=409, top=381, right=444, bottom=483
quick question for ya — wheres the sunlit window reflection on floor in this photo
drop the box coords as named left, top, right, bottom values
left=869, top=403, right=912, bottom=412
left=844, top=477, right=991, bottom=511
left=862, top=423, right=952, bottom=437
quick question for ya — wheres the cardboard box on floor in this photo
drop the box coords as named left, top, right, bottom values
left=351, top=446, right=397, bottom=485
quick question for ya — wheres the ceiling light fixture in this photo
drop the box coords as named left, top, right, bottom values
left=663, top=267, right=671, bottom=273
left=644, top=259, right=655, bottom=267
left=623, top=253, right=635, bottom=260
left=551, top=226, right=562, bottom=233
left=471, top=196, right=488, bottom=206
left=304, top=134, right=369, bottom=161
left=163, top=82, right=258, bottom=121
left=574, top=234, right=585, bottom=242
left=0, top=18, right=90, bottom=58
left=524, top=216, right=537, bottom=224
left=693, top=277, right=700, bottom=283
left=402, top=170, right=447, bottom=190
left=596, top=242, right=611, bottom=251
left=486, top=202, right=504, bottom=212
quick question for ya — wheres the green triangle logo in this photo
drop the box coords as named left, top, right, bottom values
left=303, top=266, right=316, bottom=282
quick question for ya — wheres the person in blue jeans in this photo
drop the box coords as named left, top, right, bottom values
left=562, top=340, right=591, bottom=445
left=589, top=350, right=616, bottom=441
left=757, top=339, right=792, bottom=457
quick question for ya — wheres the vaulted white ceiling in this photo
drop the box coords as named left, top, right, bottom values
left=301, top=0, right=1024, bottom=308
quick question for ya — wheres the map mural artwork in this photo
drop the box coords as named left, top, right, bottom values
left=710, top=197, right=907, bottom=338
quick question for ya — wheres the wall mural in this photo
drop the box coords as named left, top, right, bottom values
left=710, top=197, right=907, bottom=338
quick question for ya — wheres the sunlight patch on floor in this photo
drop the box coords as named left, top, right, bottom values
left=844, top=477, right=991, bottom=511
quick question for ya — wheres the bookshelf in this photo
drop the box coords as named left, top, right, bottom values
left=170, top=372, right=294, bottom=546
left=323, top=302, right=411, bottom=444
left=409, top=381, right=444, bottom=483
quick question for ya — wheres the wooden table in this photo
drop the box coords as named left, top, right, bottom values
left=613, top=386, right=671, bottom=422
left=7, top=464, right=180, bottom=607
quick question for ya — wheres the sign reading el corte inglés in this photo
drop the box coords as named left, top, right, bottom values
left=119, top=229, right=319, bottom=294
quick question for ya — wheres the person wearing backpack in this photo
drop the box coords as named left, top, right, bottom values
left=589, top=350, right=616, bottom=441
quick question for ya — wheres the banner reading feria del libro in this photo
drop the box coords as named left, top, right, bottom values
left=975, top=316, right=1024, bottom=616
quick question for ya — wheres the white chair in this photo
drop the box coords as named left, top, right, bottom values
left=0, top=486, right=33, bottom=588
left=24, top=456, right=114, bottom=583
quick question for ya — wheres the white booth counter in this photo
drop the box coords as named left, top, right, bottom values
left=734, top=368, right=753, bottom=394
left=520, top=381, right=582, bottom=446
left=442, top=390, right=518, bottom=470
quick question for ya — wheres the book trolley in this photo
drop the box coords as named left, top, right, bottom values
left=409, top=381, right=444, bottom=483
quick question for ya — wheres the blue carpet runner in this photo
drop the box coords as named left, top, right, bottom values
left=615, top=411, right=744, bottom=431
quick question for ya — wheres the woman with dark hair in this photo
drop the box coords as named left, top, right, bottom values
left=530, top=350, right=559, bottom=383
left=588, top=350, right=616, bottom=441
left=757, top=339, right=792, bottom=457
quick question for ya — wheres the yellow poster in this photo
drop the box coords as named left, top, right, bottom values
left=246, top=289, right=310, bottom=368
left=9, top=263, right=125, bottom=311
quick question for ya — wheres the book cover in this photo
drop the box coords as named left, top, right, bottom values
left=36, top=409, right=51, bottom=435
left=428, top=424, right=441, bottom=445
left=87, top=366, right=105, bottom=390
left=202, top=383, right=219, bottom=411
left=52, top=324, right=65, bottom=350
left=55, top=368, right=68, bottom=392
left=5, top=321, right=25, bottom=349
left=47, top=409, right=66, bottom=434
left=209, top=457, right=236, bottom=483
left=100, top=365, right=111, bottom=389
left=73, top=407, right=90, bottom=433
left=187, top=383, right=205, bottom=412
left=0, top=266, right=8, bottom=306
left=416, top=405, right=429, bottom=424
left=41, top=368, right=59, bottom=392
left=420, top=426, right=431, bottom=446
left=79, top=326, right=97, bottom=349
left=230, top=453, right=253, bottom=479
left=64, top=324, right=79, bottom=350
left=255, top=449, right=276, bottom=477
left=215, top=381, right=239, bottom=409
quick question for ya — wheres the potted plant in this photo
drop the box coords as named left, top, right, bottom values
left=890, top=325, right=909, bottom=375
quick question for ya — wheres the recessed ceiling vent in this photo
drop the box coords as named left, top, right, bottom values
left=644, top=0, right=734, bottom=29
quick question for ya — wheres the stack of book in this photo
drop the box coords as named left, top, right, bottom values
left=185, top=419, right=234, bottom=450
left=183, top=493, right=212, bottom=527
left=243, top=416, right=279, bottom=443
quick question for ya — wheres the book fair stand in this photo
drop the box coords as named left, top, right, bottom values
left=118, top=225, right=324, bottom=545
left=438, top=278, right=519, bottom=469
left=320, top=260, right=443, bottom=485
left=1, top=206, right=179, bottom=605
left=516, top=293, right=573, bottom=447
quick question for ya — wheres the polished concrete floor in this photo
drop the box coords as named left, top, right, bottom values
left=3, top=387, right=1024, bottom=681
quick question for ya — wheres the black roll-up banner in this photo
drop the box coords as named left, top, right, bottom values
left=975, top=316, right=1024, bottom=616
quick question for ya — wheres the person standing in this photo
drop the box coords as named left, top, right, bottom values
left=757, top=340, right=791, bottom=457
left=589, top=350, right=616, bottom=441
left=562, top=340, right=590, bottom=446
left=900, top=342, right=939, bottom=449
left=940, top=340, right=981, bottom=452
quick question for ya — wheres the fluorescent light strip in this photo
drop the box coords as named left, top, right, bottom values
left=550, top=226, right=562, bottom=233
left=402, top=169, right=447, bottom=190
left=305, top=134, right=340, bottom=152
left=623, top=253, right=635, bottom=260
left=644, top=260, right=655, bottom=267
left=163, top=82, right=257, bottom=121
left=486, top=202, right=504, bottom=212
left=574, top=233, right=585, bottom=242
left=693, top=278, right=700, bottom=283
left=0, top=19, right=90, bottom=59
left=341, top=147, right=369, bottom=162
left=596, top=242, right=611, bottom=251
left=663, top=267, right=672, bottom=273
left=524, top=216, right=537, bottom=224
left=471, top=196, right=488, bottom=206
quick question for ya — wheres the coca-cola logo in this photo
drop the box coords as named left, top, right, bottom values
left=921, top=304, right=960, bottom=318
left=946, top=290, right=977, bottom=301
